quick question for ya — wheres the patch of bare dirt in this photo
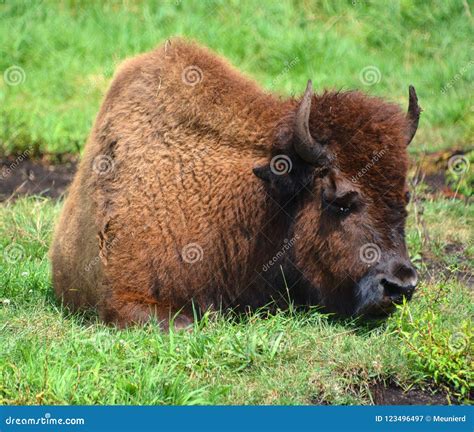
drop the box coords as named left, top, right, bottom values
left=420, top=242, right=473, bottom=289
left=0, top=156, right=77, bottom=202
left=310, top=383, right=457, bottom=405
left=370, top=383, right=455, bottom=405
left=411, top=148, right=471, bottom=200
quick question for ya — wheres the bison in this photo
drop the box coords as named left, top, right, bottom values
left=50, top=38, right=421, bottom=329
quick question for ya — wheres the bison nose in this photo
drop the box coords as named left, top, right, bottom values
left=380, top=260, right=418, bottom=303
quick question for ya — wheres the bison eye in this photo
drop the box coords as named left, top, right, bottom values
left=322, top=191, right=359, bottom=216
left=405, top=191, right=411, bottom=204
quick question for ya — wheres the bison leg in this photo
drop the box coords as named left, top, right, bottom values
left=100, top=291, right=193, bottom=330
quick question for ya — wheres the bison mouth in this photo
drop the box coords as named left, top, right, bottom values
left=359, top=299, right=398, bottom=318
left=353, top=274, right=414, bottom=318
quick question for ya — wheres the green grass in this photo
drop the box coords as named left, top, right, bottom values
left=1, top=195, right=472, bottom=405
left=0, top=0, right=473, bottom=406
left=0, top=0, right=473, bottom=156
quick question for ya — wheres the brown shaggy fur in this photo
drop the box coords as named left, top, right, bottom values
left=50, top=37, right=417, bottom=328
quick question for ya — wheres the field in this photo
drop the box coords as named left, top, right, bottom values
left=0, top=0, right=472, bottom=405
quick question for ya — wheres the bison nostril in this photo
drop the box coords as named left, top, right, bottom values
left=381, top=279, right=402, bottom=298
left=381, top=278, right=415, bottom=302
left=391, top=261, right=418, bottom=286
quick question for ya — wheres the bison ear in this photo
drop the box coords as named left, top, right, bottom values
left=406, top=85, right=422, bottom=146
left=252, top=164, right=271, bottom=182
left=253, top=156, right=314, bottom=198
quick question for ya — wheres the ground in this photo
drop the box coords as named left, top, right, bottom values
left=0, top=0, right=472, bottom=405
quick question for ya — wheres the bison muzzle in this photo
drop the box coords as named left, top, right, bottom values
left=50, top=38, right=421, bottom=329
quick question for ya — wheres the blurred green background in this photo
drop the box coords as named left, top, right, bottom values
left=0, top=0, right=472, bottom=156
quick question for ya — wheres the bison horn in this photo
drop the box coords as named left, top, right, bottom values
left=406, top=85, right=422, bottom=146
left=294, top=80, right=324, bottom=164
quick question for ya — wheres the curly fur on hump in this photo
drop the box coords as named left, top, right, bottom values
left=50, top=37, right=415, bottom=328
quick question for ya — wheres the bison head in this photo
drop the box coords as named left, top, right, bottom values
left=254, top=81, right=421, bottom=317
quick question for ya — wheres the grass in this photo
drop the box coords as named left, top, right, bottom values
left=0, top=193, right=472, bottom=405
left=0, top=0, right=473, bottom=156
left=0, top=0, right=473, bottom=406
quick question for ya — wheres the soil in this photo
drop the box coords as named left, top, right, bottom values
left=421, top=243, right=473, bottom=289
left=412, top=148, right=472, bottom=200
left=370, top=383, right=455, bottom=405
left=310, top=382, right=457, bottom=405
left=0, top=156, right=77, bottom=201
